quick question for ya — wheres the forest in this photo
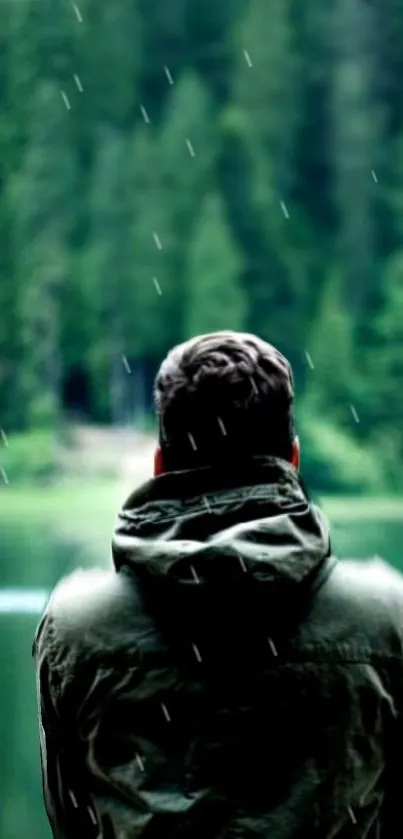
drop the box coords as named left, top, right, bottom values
left=1, top=6, right=403, bottom=835
left=0, top=0, right=403, bottom=493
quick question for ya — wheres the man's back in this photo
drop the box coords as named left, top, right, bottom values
left=34, top=456, right=403, bottom=839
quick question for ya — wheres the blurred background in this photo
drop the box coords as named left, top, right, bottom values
left=1, top=0, right=403, bottom=835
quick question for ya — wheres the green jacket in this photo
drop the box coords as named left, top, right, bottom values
left=33, top=457, right=403, bottom=839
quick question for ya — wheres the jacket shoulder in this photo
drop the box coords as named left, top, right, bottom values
left=315, top=557, right=403, bottom=655
left=40, top=567, right=141, bottom=652
left=331, top=557, right=403, bottom=606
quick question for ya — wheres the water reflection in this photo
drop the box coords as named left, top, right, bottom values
left=331, top=519, right=403, bottom=570
left=1, top=526, right=95, bottom=839
left=0, top=590, right=48, bottom=613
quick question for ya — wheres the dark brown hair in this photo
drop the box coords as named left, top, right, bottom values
left=154, top=331, right=295, bottom=471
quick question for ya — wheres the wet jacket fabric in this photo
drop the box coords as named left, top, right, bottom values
left=33, top=456, right=403, bottom=839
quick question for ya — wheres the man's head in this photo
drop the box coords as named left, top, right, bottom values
left=154, top=331, right=299, bottom=475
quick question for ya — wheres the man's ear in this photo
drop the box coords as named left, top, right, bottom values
left=154, top=447, right=165, bottom=476
left=291, top=436, right=300, bottom=470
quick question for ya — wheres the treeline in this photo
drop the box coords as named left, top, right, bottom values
left=0, top=0, right=403, bottom=491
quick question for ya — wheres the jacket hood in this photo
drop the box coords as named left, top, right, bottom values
left=112, top=457, right=331, bottom=600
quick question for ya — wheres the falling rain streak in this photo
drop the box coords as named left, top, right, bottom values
left=239, top=556, right=247, bottom=572
left=88, top=808, right=97, bottom=825
left=188, top=432, right=197, bottom=451
left=153, top=231, right=162, bottom=250
left=243, top=49, right=253, bottom=67
left=268, top=638, right=278, bottom=656
left=1, top=467, right=9, bottom=484
left=164, top=66, right=174, bottom=85
left=61, top=91, right=71, bottom=110
left=348, top=807, right=357, bottom=825
left=305, top=351, right=314, bottom=370
left=122, top=355, right=131, bottom=374
left=190, top=565, right=200, bottom=583
left=186, top=138, right=195, bottom=157
left=153, top=277, right=162, bottom=295
left=217, top=417, right=227, bottom=435
left=161, top=702, right=171, bottom=722
left=192, top=643, right=202, bottom=662
left=68, top=790, right=78, bottom=808
left=0, top=428, right=8, bottom=447
left=280, top=200, right=289, bottom=219
left=74, top=74, right=83, bottom=92
left=140, top=105, right=150, bottom=124
left=136, top=754, right=145, bottom=772
left=72, top=2, right=83, bottom=23
left=350, top=405, right=360, bottom=423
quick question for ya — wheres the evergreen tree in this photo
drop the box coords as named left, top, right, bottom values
left=0, top=192, right=18, bottom=428
left=126, top=126, right=178, bottom=359
left=330, top=0, right=381, bottom=314
left=302, top=271, right=357, bottom=428
left=11, top=81, right=75, bottom=428
left=159, top=70, right=216, bottom=336
left=229, top=0, right=310, bottom=366
left=185, top=193, right=246, bottom=336
left=81, top=128, right=136, bottom=424
left=160, top=71, right=215, bottom=241
left=78, top=0, right=143, bottom=128
left=232, top=0, right=299, bottom=202
left=368, top=252, right=403, bottom=466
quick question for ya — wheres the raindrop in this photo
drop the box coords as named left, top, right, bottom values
left=186, top=138, right=195, bottom=157
left=192, top=643, right=202, bottom=662
left=268, top=637, right=278, bottom=656
left=136, top=754, right=145, bottom=772
left=72, top=3, right=83, bottom=23
left=164, top=66, right=174, bottom=85
left=140, top=105, right=150, bottom=124
left=349, top=405, right=360, bottom=423
left=61, top=91, right=71, bottom=110
left=280, top=200, right=289, bottom=219
left=122, top=355, right=131, bottom=374
left=153, top=277, right=162, bottom=295
left=305, top=351, right=314, bottom=370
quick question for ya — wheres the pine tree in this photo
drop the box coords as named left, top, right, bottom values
left=368, top=252, right=403, bottom=465
left=159, top=70, right=216, bottom=336
left=81, top=128, right=136, bottom=424
left=232, top=0, right=299, bottom=202
left=11, top=81, right=75, bottom=428
left=185, top=193, right=246, bottom=336
left=126, top=126, right=178, bottom=359
left=302, top=271, right=358, bottom=430
left=78, top=0, right=143, bottom=128
left=160, top=71, right=215, bottom=241
left=330, top=0, right=381, bottom=314
left=229, top=0, right=310, bottom=365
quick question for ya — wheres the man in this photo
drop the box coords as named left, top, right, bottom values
left=34, top=331, right=403, bottom=839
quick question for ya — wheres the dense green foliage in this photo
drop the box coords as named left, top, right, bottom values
left=0, top=0, right=403, bottom=491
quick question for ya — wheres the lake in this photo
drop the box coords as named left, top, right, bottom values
left=1, top=484, right=402, bottom=839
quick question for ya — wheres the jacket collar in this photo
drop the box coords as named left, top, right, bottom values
left=117, top=455, right=303, bottom=513
left=112, top=457, right=331, bottom=593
